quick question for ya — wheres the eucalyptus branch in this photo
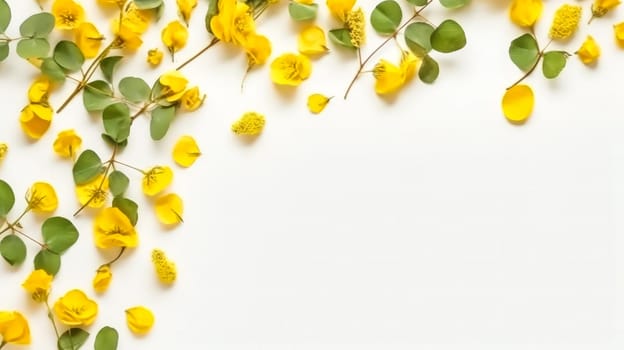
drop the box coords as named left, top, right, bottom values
left=73, top=145, right=118, bottom=216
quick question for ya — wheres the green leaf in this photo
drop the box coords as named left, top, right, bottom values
left=418, top=55, right=440, bottom=83
left=58, top=328, right=89, bottom=350
left=406, top=0, right=429, bottom=5
left=430, top=19, right=466, bottom=53
left=108, top=171, right=129, bottom=197
left=41, top=58, right=66, bottom=83
left=100, top=56, right=123, bottom=83
left=73, top=150, right=103, bottom=185
left=205, top=0, right=218, bottom=33
left=41, top=217, right=79, bottom=255
left=150, top=106, right=176, bottom=141
left=439, top=0, right=470, bottom=9
left=288, top=2, right=318, bottom=21
left=509, top=33, right=539, bottom=71
left=53, top=40, right=85, bottom=72
left=405, top=22, right=434, bottom=56
left=328, top=28, right=355, bottom=49
left=94, top=327, right=119, bottom=350
left=370, top=0, right=402, bottom=35
left=16, top=38, right=50, bottom=59
left=118, top=77, right=150, bottom=103
left=103, top=103, right=131, bottom=143
left=83, top=80, right=114, bottom=112
left=0, top=179, right=15, bottom=217
left=0, top=0, right=11, bottom=33
left=112, top=197, right=138, bottom=226
left=101, top=134, right=128, bottom=148
left=133, top=0, right=163, bottom=9
left=20, top=12, right=54, bottom=38
left=0, top=235, right=26, bottom=266
left=542, top=50, right=568, bottom=79
left=0, top=42, right=8, bottom=62
left=34, top=249, right=60, bottom=276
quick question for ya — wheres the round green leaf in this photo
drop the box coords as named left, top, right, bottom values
left=418, top=55, right=440, bottom=83
left=73, top=150, right=103, bottom=185
left=16, top=38, right=50, bottom=59
left=95, top=327, right=119, bottom=350
left=54, top=40, right=85, bottom=72
left=108, top=170, right=129, bottom=197
left=34, top=249, right=61, bottom=276
left=370, top=0, right=402, bottom=35
left=83, top=80, right=114, bottom=112
left=328, top=28, right=355, bottom=49
left=58, top=328, right=90, bottom=350
left=288, top=2, right=318, bottom=21
left=542, top=51, right=568, bottom=79
left=20, top=12, right=54, bottom=38
left=430, top=19, right=466, bottom=53
left=41, top=217, right=79, bottom=254
left=405, top=22, right=434, bottom=55
left=0, top=0, right=11, bottom=33
left=41, top=58, right=66, bottom=83
left=0, top=42, right=9, bottom=62
left=0, top=235, right=26, bottom=266
left=407, top=0, right=429, bottom=5
left=118, top=77, right=150, bottom=103
left=103, top=103, right=131, bottom=143
left=112, top=197, right=138, bottom=226
left=150, top=105, right=176, bottom=141
left=133, top=0, right=163, bottom=9
left=0, top=179, right=15, bottom=217
left=100, top=56, right=123, bottom=83
left=509, top=33, right=539, bottom=72
left=439, top=0, right=470, bottom=9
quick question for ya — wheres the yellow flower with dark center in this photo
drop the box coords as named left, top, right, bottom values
left=112, top=3, right=152, bottom=35
left=372, top=52, right=419, bottom=95
left=21, top=269, right=53, bottom=303
left=181, top=86, right=205, bottom=111
left=161, top=20, right=189, bottom=57
left=151, top=249, right=177, bottom=284
left=53, top=129, right=82, bottom=159
left=93, top=207, right=138, bottom=248
left=592, top=0, right=620, bottom=17
left=125, top=306, right=155, bottom=335
left=20, top=103, right=53, bottom=140
left=244, top=34, right=272, bottom=67
left=298, top=25, right=329, bottom=55
left=210, top=0, right=256, bottom=46
left=231, top=112, right=265, bottom=135
left=147, top=48, right=164, bottom=66
left=113, top=23, right=143, bottom=50
left=142, top=166, right=174, bottom=196
left=159, top=71, right=188, bottom=102
left=327, top=0, right=355, bottom=22
left=93, top=265, right=112, bottom=293
left=53, top=289, right=98, bottom=326
left=0, top=311, right=31, bottom=345
left=576, top=35, right=600, bottom=65
left=28, top=77, right=51, bottom=104
left=549, top=4, right=582, bottom=40
left=75, top=22, right=104, bottom=59
left=26, top=182, right=58, bottom=213
left=270, top=53, right=312, bottom=86
left=52, top=0, right=85, bottom=30
left=346, top=8, right=365, bottom=47
left=172, top=135, right=201, bottom=167
left=75, top=174, right=108, bottom=208
left=509, top=0, right=543, bottom=27
left=177, top=0, right=198, bottom=25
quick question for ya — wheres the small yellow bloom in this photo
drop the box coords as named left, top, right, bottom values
left=28, top=77, right=51, bottom=104
left=94, top=207, right=138, bottom=248
left=112, top=3, right=152, bottom=35
left=232, top=112, right=265, bottom=136
left=161, top=20, right=189, bottom=57
left=152, top=249, right=177, bottom=284
left=113, top=23, right=143, bottom=51
left=270, top=53, right=312, bottom=86
left=19, top=103, right=53, bottom=140
left=125, top=306, right=155, bottom=335
left=159, top=71, right=188, bottom=102
left=244, top=34, right=272, bottom=67
left=93, top=265, right=112, bottom=293
left=52, top=0, right=85, bottom=30
left=154, top=193, right=184, bottom=225
left=147, top=48, right=164, bottom=66
left=27, top=182, right=58, bottom=213
left=509, top=0, right=543, bottom=27
left=307, top=94, right=331, bottom=114
left=327, top=0, right=355, bottom=22
left=0, top=143, right=7, bottom=161
left=75, top=174, right=108, bottom=209
left=346, top=8, right=365, bottom=47
left=172, top=135, right=201, bottom=167
left=210, top=0, right=255, bottom=46
left=53, top=129, right=82, bottom=158
left=549, top=4, right=582, bottom=40
left=22, top=269, right=53, bottom=303
left=142, top=166, right=174, bottom=196
left=614, top=22, right=624, bottom=46
left=592, top=0, right=620, bottom=17
left=75, top=22, right=104, bottom=59
left=502, top=84, right=534, bottom=124
left=373, top=52, right=419, bottom=95
left=298, top=25, right=329, bottom=55
left=0, top=311, right=31, bottom=345
left=180, top=86, right=205, bottom=111
left=576, top=35, right=600, bottom=65
left=296, top=0, right=315, bottom=4
left=177, top=0, right=198, bottom=25
left=53, top=289, right=98, bottom=326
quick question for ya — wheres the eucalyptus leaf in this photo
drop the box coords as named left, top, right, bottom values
left=100, top=56, right=123, bottom=83
left=288, top=1, right=318, bottom=21
left=16, top=38, right=49, bottom=59
left=41, top=58, right=66, bottom=83
left=0, top=235, right=26, bottom=266
left=150, top=106, right=176, bottom=140
left=73, top=150, right=103, bottom=185
left=133, top=0, right=163, bottom=9
left=205, top=0, right=218, bottom=33
left=83, top=80, right=114, bottom=112
left=405, top=22, right=434, bottom=56
left=430, top=19, right=466, bottom=53
left=439, top=0, right=470, bottom=9
left=108, top=171, right=129, bottom=197
left=20, top=12, right=54, bottom=38
left=328, top=28, right=355, bottom=49
left=509, top=33, right=539, bottom=71
left=418, top=55, right=440, bottom=83
left=0, top=179, right=15, bottom=217
left=94, top=327, right=119, bottom=350
left=41, top=217, right=79, bottom=254
left=58, top=328, right=89, bottom=350
left=112, top=197, right=138, bottom=226
left=103, top=103, right=131, bottom=143
left=542, top=50, right=568, bottom=79
left=34, top=249, right=61, bottom=276
left=406, top=0, right=429, bottom=5
left=0, top=42, right=8, bottom=62
left=118, top=77, right=150, bottom=103
left=54, top=40, right=85, bottom=72
left=0, top=0, right=11, bottom=33
left=370, top=0, right=402, bottom=35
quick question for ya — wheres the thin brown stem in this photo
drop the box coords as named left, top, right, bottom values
left=13, top=228, right=45, bottom=248
left=106, top=247, right=126, bottom=266
left=113, top=160, right=145, bottom=174
left=507, top=39, right=552, bottom=89
left=176, top=37, right=220, bottom=71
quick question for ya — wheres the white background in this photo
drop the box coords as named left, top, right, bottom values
left=0, top=0, right=622, bottom=349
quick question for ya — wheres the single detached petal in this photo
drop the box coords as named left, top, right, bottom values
left=172, top=136, right=201, bottom=167
left=154, top=193, right=184, bottom=225
left=502, top=84, right=534, bottom=124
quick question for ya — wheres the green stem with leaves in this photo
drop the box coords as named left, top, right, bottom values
left=507, top=38, right=552, bottom=90
left=45, top=301, right=61, bottom=341
left=73, top=145, right=118, bottom=216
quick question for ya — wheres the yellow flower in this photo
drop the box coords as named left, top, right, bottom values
left=75, top=22, right=104, bottom=59
left=151, top=249, right=177, bottom=284
left=346, top=8, right=365, bottom=47
left=22, top=269, right=53, bottom=303
left=502, top=84, right=534, bottom=124
left=154, top=193, right=184, bottom=225
left=614, top=22, right=624, bottom=46
left=180, top=86, right=205, bottom=111
left=20, top=103, right=53, bottom=140
left=172, top=135, right=201, bottom=167
left=244, top=34, right=272, bottom=67
left=125, top=306, right=155, bottom=335
left=26, top=182, right=58, bottom=213
left=509, top=0, right=543, bottom=27
left=93, top=207, right=138, bottom=248
left=147, top=48, right=164, bottom=66
left=327, top=0, right=355, bottom=21
left=372, top=52, right=419, bottom=95
left=159, top=71, right=188, bottom=102
left=231, top=112, right=265, bottom=136
left=112, top=3, right=152, bottom=35
left=52, top=0, right=85, bottom=30
left=0, top=311, right=31, bottom=345
left=210, top=0, right=255, bottom=46
left=298, top=25, right=329, bottom=55
left=576, top=35, right=600, bottom=65
left=0, top=143, right=7, bottom=161
left=53, top=289, right=98, bottom=326
left=142, top=166, right=174, bottom=196
left=28, top=76, right=51, bottom=104
left=53, top=129, right=82, bottom=158
left=97, top=0, right=126, bottom=8
left=161, top=20, right=188, bottom=57
left=592, top=0, right=620, bottom=17
left=92, top=265, right=112, bottom=293
left=270, top=53, right=312, bottom=86
left=113, top=23, right=143, bottom=51
left=177, top=0, right=198, bottom=25
left=75, top=174, right=108, bottom=209
left=549, top=4, right=582, bottom=40
left=307, top=94, right=331, bottom=114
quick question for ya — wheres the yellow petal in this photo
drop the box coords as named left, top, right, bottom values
left=307, top=94, right=331, bottom=114
left=502, top=84, right=534, bottom=124
left=52, top=0, right=85, bottom=30
left=172, top=135, right=201, bottom=167
left=93, top=207, right=138, bottom=249
left=27, top=182, right=58, bottom=213
left=576, top=35, right=600, bottom=65
left=53, top=129, right=82, bottom=158
left=75, top=22, right=104, bottom=59
left=270, top=53, right=312, bottom=86
left=19, top=104, right=53, bottom=140
left=614, top=22, right=624, bottom=46
left=509, top=0, right=543, bottom=27
left=92, top=265, right=112, bottom=293
left=161, top=20, right=188, bottom=55
left=326, top=0, right=355, bottom=21
left=147, top=48, right=164, bottom=66
left=142, top=166, right=174, bottom=196
left=154, top=193, right=184, bottom=225
left=0, top=311, right=31, bottom=345
left=298, top=25, right=329, bottom=55
left=125, top=306, right=155, bottom=335
left=75, top=174, right=109, bottom=208
left=53, top=289, right=98, bottom=327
